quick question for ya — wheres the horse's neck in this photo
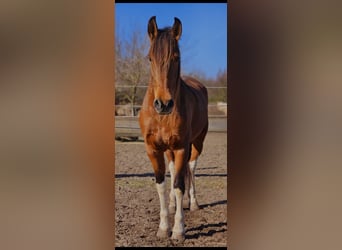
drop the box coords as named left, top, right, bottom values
left=174, top=78, right=184, bottom=104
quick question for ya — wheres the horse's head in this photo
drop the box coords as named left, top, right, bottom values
left=147, top=16, right=182, bottom=115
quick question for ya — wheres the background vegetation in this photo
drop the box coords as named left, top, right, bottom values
left=115, top=29, right=227, bottom=116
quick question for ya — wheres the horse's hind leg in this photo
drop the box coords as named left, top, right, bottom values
left=189, top=125, right=208, bottom=211
left=188, top=148, right=200, bottom=211
left=166, top=150, right=176, bottom=214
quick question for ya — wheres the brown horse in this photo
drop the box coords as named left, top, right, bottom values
left=139, top=16, right=208, bottom=242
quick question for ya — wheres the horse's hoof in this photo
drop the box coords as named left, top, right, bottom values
left=171, top=231, right=185, bottom=243
left=157, top=228, right=171, bottom=238
left=169, top=205, right=176, bottom=214
left=190, top=202, right=200, bottom=211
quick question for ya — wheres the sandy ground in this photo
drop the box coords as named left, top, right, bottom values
left=115, top=132, right=227, bottom=247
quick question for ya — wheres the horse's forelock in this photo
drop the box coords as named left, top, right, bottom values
left=150, top=28, right=179, bottom=68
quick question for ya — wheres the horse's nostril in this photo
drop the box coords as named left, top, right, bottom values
left=154, top=99, right=163, bottom=110
left=154, top=99, right=173, bottom=114
left=165, top=99, right=174, bottom=109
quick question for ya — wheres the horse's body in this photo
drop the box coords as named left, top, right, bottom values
left=139, top=16, right=208, bottom=242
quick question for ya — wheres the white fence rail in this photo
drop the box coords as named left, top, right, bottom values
left=115, top=85, right=227, bottom=117
left=115, top=85, right=227, bottom=137
left=115, top=116, right=227, bottom=138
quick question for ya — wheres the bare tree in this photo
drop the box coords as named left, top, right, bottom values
left=186, top=68, right=227, bottom=104
left=115, top=28, right=150, bottom=116
left=115, top=26, right=227, bottom=115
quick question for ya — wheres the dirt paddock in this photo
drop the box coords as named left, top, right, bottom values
left=115, top=132, right=227, bottom=247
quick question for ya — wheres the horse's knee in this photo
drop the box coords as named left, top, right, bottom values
left=173, top=175, right=185, bottom=194
left=155, top=171, right=165, bottom=184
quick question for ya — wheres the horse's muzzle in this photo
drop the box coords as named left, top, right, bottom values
left=154, top=99, right=174, bottom=115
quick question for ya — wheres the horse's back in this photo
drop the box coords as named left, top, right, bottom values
left=182, top=76, right=208, bottom=102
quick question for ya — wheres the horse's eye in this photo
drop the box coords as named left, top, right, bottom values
left=148, top=57, right=152, bottom=62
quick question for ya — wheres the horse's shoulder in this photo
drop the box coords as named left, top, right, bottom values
left=182, top=76, right=207, bottom=94
left=181, top=76, right=208, bottom=102
left=181, top=75, right=205, bottom=89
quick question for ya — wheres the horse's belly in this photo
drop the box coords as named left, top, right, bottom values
left=190, top=113, right=208, bottom=140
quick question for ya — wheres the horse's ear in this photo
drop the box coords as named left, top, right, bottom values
left=148, top=16, right=158, bottom=41
left=172, top=17, right=182, bottom=41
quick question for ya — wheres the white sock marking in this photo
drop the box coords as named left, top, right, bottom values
left=168, top=161, right=176, bottom=207
left=156, top=181, right=169, bottom=231
left=172, top=188, right=185, bottom=234
left=189, top=160, right=198, bottom=205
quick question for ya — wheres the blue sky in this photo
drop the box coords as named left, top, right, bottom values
left=115, top=3, right=227, bottom=79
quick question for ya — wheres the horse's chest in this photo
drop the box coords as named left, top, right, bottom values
left=147, top=126, right=182, bottom=151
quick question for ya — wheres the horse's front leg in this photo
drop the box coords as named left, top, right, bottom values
left=146, top=146, right=170, bottom=238
left=171, top=147, right=190, bottom=242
